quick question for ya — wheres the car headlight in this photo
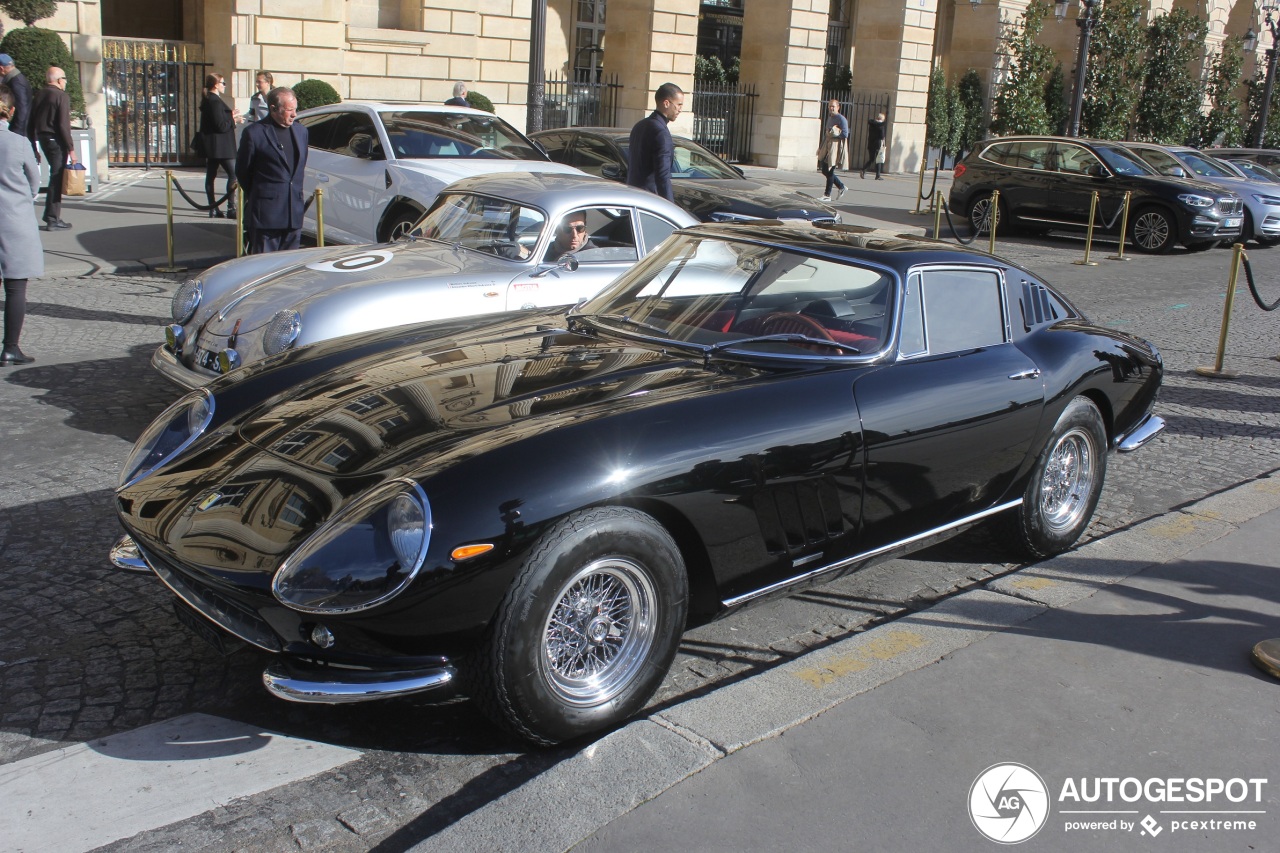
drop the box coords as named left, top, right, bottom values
left=263, top=309, right=301, bottom=356
left=119, top=389, right=214, bottom=488
left=171, top=278, right=203, bottom=324
left=273, top=480, right=432, bottom=614
left=1177, top=193, right=1214, bottom=208
left=1254, top=194, right=1280, bottom=206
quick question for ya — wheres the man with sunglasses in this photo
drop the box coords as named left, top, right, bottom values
left=27, top=67, right=74, bottom=230
left=545, top=211, right=597, bottom=260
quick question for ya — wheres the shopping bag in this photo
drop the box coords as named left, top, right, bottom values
left=62, top=162, right=86, bottom=196
left=875, top=144, right=886, bottom=165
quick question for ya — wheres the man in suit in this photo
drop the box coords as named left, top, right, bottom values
left=627, top=82, right=682, bottom=203
left=0, top=54, right=30, bottom=138
left=235, top=87, right=309, bottom=253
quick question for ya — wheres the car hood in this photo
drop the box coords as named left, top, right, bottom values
left=674, top=178, right=839, bottom=222
left=200, top=240, right=514, bottom=336
left=389, top=158, right=581, bottom=184
left=232, top=317, right=748, bottom=480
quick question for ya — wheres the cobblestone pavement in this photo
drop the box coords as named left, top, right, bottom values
left=2, top=230, right=1279, bottom=850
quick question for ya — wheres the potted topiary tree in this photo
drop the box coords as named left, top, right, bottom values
left=0, top=0, right=87, bottom=123
left=292, top=79, right=341, bottom=112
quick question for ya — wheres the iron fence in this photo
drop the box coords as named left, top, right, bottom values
left=821, top=88, right=892, bottom=169
left=691, top=82, right=757, bottom=163
left=542, top=72, right=621, bottom=129
left=105, top=39, right=208, bottom=168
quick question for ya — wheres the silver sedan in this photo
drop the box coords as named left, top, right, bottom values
left=153, top=173, right=698, bottom=389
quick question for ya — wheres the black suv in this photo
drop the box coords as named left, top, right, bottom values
left=949, top=136, right=1244, bottom=252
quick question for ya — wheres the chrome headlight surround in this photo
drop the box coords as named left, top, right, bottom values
left=273, top=480, right=433, bottom=615
left=1177, top=193, right=1214, bottom=209
left=118, top=388, right=214, bottom=488
left=171, top=278, right=203, bottom=324
left=263, top=309, right=302, bottom=356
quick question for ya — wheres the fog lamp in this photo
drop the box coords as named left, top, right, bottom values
left=310, top=624, right=336, bottom=649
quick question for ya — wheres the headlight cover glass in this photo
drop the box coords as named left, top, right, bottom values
left=1253, top=194, right=1280, bottom=206
left=273, top=480, right=433, bottom=614
left=172, top=278, right=203, bottom=323
left=1177, top=193, right=1214, bottom=209
left=263, top=309, right=302, bottom=356
left=119, top=389, right=214, bottom=488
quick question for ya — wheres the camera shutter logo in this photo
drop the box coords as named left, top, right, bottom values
left=969, top=763, right=1050, bottom=844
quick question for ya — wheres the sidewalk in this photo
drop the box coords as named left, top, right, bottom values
left=422, top=478, right=1280, bottom=853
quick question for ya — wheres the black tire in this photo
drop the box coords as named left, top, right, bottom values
left=468, top=507, right=688, bottom=746
left=1130, top=206, right=1175, bottom=254
left=967, top=193, right=1002, bottom=236
left=1006, top=396, right=1107, bottom=560
left=379, top=207, right=423, bottom=243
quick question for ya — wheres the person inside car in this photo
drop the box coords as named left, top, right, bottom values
left=545, top=211, right=597, bottom=260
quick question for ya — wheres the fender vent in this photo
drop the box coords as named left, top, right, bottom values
left=754, top=476, right=845, bottom=556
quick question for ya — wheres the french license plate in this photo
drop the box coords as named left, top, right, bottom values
left=1223, top=217, right=1242, bottom=229
left=196, top=348, right=220, bottom=371
left=172, top=598, right=241, bottom=656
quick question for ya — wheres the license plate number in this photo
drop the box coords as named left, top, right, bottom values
left=196, top=348, right=220, bottom=371
left=172, top=599, right=239, bottom=656
left=1223, top=217, right=1242, bottom=228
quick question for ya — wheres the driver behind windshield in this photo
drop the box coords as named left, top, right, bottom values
left=545, top=211, right=597, bottom=260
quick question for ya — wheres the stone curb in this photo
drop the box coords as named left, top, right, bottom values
left=414, top=474, right=1280, bottom=853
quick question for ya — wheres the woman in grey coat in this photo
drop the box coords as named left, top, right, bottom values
left=0, top=84, right=43, bottom=365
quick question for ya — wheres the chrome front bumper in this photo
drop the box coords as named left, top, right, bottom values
left=150, top=344, right=213, bottom=390
left=1116, top=413, right=1166, bottom=453
left=263, top=661, right=457, bottom=704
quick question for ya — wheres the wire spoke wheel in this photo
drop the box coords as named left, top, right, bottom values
left=1038, top=427, right=1096, bottom=534
left=541, top=557, right=656, bottom=706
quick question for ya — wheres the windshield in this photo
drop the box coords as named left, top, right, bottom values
left=1230, top=160, right=1280, bottom=183
left=1094, top=145, right=1157, bottom=176
left=416, top=193, right=547, bottom=260
left=572, top=233, right=893, bottom=357
left=378, top=111, right=547, bottom=160
left=618, top=137, right=742, bottom=180
left=1179, top=151, right=1234, bottom=179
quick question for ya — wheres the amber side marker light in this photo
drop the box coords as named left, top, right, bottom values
left=451, top=544, right=495, bottom=561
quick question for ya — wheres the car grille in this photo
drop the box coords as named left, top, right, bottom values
left=811, top=216, right=840, bottom=226
left=1218, top=198, right=1244, bottom=216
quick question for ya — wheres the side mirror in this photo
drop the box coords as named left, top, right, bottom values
left=1167, top=166, right=1186, bottom=178
left=601, top=164, right=623, bottom=180
left=732, top=165, right=745, bottom=178
left=557, top=254, right=580, bottom=272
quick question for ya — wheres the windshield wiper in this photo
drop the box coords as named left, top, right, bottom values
left=574, top=312, right=674, bottom=337
left=704, top=334, right=861, bottom=358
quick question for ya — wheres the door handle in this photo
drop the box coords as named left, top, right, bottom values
left=1008, top=368, right=1041, bottom=380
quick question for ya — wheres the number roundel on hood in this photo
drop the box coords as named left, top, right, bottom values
left=305, top=249, right=396, bottom=273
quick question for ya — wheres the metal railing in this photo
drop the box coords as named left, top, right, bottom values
left=105, top=39, right=208, bottom=168
left=542, top=72, right=622, bottom=129
left=691, top=82, right=757, bottom=163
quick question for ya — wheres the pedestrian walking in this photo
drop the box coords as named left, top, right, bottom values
left=0, top=85, right=43, bottom=366
left=0, top=54, right=30, bottom=138
left=236, top=86, right=309, bottom=254
left=247, top=71, right=272, bottom=122
left=200, top=73, right=241, bottom=218
left=444, top=81, right=468, bottom=107
left=27, top=66, right=74, bottom=231
left=627, top=82, right=683, bottom=203
left=861, top=111, right=887, bottom=180
left=817, top=98, right=848, bottom=202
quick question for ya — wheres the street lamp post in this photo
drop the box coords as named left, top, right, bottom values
left=1057, top=0, right=1101, bottom=138
left=527, top=0, right=547, bottom=134
left=1253, top=4, right=1280, bottom=148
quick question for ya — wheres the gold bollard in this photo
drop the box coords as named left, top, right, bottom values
left=933, top=190, right=944, bottom=240
left=910, top=156, right=929, bottom=215
left=315, top=187, right=325, bottom=248
left=1073, top=191, right=1100, bottom=266
left=1195, top=243, right=1246, bottom=379
left=155, top=170, right=187, bottom=273
left=235, top=185, right=245, bottom=258
left=1107, top=191, right=1132, bottom=261
left=987, top=189, right=1000, bottom=254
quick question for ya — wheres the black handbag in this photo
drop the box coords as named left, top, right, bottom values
left=189, top=133, right=206, bottom=157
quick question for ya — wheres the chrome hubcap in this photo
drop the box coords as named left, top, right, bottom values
left=542, top=558, right=656, bottom=706
left=1040, top=427, right=1096, bottom=533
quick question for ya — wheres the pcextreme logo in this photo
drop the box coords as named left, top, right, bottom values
left=969, top=763, right=1051, bottom=844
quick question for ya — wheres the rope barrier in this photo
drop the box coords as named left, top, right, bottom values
left=1240, top=255, right=1280, bottom=312
left=940, top=193, right=984, bottom=246
left=919, top=159, right=940, bottom=202
left=169, top=176, right=236, bottom=212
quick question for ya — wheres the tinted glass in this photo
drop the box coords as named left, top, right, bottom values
left=920, top=269, right=1005, bottom=354
left=417, top=193, right=547, bottom=260
left=570, top=136, right=622, bottom=177
left=1093, top=144, right=1156, bottom=176
left=299, top=112, right=339, bottom=151
left=378, top=111, right=547, bottom=160
left=638, top=211, right=678, bottom=253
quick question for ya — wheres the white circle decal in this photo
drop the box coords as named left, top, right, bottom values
left=969, top=763, right=1050, bottom=844
left=306, top=249, right=395, bottom=273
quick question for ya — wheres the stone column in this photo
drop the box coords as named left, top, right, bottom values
left=604, top=0, right=698, bottom=136
left=739, top=0, right=827, bottom=170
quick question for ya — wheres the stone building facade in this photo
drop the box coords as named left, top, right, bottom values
left=0, top=0, right=1267, bottom=181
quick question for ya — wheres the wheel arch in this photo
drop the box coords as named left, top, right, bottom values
left=377, top=197, right=427, bottom=242
left=607, top=497, right=722, bottom=625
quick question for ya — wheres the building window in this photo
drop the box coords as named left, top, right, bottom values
left=346, top=394, right=385, bottom=414
left=574, top=0, right=607, bottom=81
left=275, top=431, right=319, bottom=456
left=279, top=494, right=313, bottom=528
left=826, top=0, right=850, bottom=70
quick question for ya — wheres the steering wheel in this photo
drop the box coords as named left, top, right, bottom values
left=759, top=312, right=835, bottom=341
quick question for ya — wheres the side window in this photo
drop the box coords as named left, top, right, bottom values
left=298, top=113, right=338, bottom=152
left=1135, top=148, right=1180, bottom=176
left=919, top=269, right=1006, bottom=355
left=982, top=142, right=1012, bottom=167
left=1057, top=145, right=1102, bottom=176
left=638, top=212, right=678, bottom=255
left=545, top=208, right=638, bottom=263
left=899, top=273, right=925, bottom=356
left=1016, top=140, right=1053, bottom=170
left=571, top=136, right=622, bottom=178
left=537, top=133, right=573, bottom=163
left=326, top=113, right=379, bottom=158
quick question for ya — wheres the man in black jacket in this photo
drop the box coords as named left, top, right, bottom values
left=627, top=82, right=683, bottom=203
left=0, top=54, right=30, bottom=138
left=236, top=87, right=309, bottom=253
left=27, top=66, right=75, bottom=230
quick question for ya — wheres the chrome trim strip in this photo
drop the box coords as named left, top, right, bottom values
left=109, top=535, right=150, bottom=573
left=142, top=550, right=283, bottom=652
left=723, top=499, right=1023, bottom=609
left=1116, top=413, right=1166, bottom=453
left=263, top=662, right=456, bottom=703
left=150, top=344, right=210, bottom=390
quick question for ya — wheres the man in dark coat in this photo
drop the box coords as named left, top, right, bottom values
left=627, top=82, right=683, bottom=203
left=0, top=54, right=30, bottom=138
left=235, top=87, right=309, bottom=253
left=27, top=66, right=75, bottom=230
